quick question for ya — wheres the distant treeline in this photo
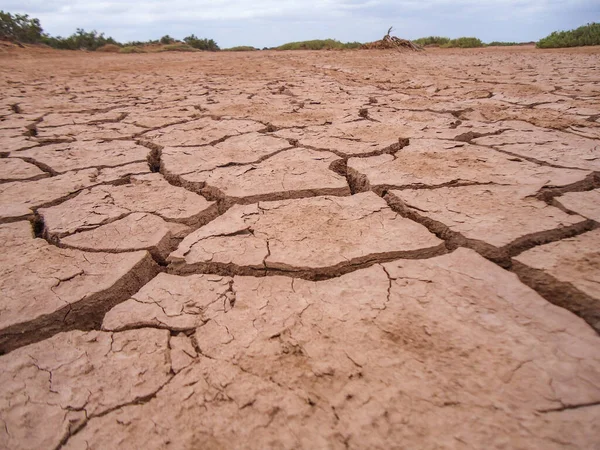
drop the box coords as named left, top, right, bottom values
left=536, top=23, right=600, bottom=48
left=273, top=23, right=600, bottom=50
left=2, top=11, right=599, bottom=52
left=273, top=37, right=521, bottom=50
left=0, top=11, right=220, bottom=51
left=413, top=36, right=484, bottom=48
left=276, top=39, right=362, bottom=50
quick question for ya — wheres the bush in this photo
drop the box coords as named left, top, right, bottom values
left=42, top=29, right=120, bottom=51
left=120, top=46, right=146, bottom=54
left=537, top=23, right=600, bottom=48
left=160, top=35, right=175, bottom=45
left=124, top=40, right=158, bottom=46
left=159, top=43, right=198, bottom=52
left=183, top=34, right=220, bottom=51
left=413, top=36, right=450, bottom=47
left=441, top=37, right=484, bottom=48
left=487, top=41, right=520, bottom=47
left=97, top=43, right=121, bottom=52
left=0, top=11, right=43, bottom=43
left=277, top=39, right=362, bottom=50
left=412, top=37, right=532, bottom=48
left=344, top=41, right=363, bottom=49
left=224, top=46, right=258, bottom=51
left=0, top=9, right=228, bottom=53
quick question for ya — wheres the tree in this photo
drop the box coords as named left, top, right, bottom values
left=41, top=29, right=119, bottom=51
left=183, top=34, right=220, bottom=51
left=0, top=10, right=221, bottom=52
left=0, top=11, right=43, bottom=43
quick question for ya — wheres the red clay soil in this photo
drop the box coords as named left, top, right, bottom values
left=1, top=45, right=600, bottom=449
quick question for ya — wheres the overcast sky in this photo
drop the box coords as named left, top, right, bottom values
left=3, top=0, right=599, bottom=48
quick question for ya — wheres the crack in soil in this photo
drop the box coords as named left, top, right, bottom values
left=511, top=260, right=600, bottom=334
left=537, top=401, right=600, bottom=413
left=53, top=371, right=176, bottom=450
left=168, top=243, right=448, bottom=282
left=383, top=190, right=597, bottom=268
left=3, top=49, right=600, bottom=450
left=0, top=255, right=159, bottom=355
left=0, top=174, right=137, bottom=225
left=535, top=172, right=600, bottom=205
left=8, top=156, right=57, bottom=176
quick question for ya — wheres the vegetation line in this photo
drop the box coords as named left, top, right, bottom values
left=0, top=11, right=219, bottom=52
left=536, top=23, right=600, bottom=49
left=1, top=11, right=598, bottom=52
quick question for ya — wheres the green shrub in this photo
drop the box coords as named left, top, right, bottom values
left=412, top=36, right=483, bottom=49
left=160, top=35, right=175, bottom=45
left=413, top=36, right=450, bottom=47
left=441, top=37, right=484, bottom=48
left=224, top=46, right=258, bottom=51
left=487, top=41, right=520, bottom=47
left=124, top=40, right=158, bottom=46
left=183, top=34, right=220, bottom=51
left=343, top=41, right=363, bottom=49
left=276, top=39, right=362, bottom=50
left=42, top=28, right=120, bottom=51
left=0, top=9, right=222, bottom=53
left=0, top=11, right=43, bottom=43
left=120, top=46, right=147, bottom=54
left=159, top=43, right=198, bottom=52
left=537, top=23, right=600, bottom=48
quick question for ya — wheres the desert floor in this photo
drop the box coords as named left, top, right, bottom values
left=1, top=46, right=600, bottom=449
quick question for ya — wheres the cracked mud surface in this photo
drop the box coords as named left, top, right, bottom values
left=1, top=46, right=599, bottom=449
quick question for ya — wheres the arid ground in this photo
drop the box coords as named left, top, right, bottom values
left=1, top=45, right=599, bottom=449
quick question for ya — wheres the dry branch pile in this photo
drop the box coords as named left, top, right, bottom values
left=363, top=27, right=423, bottom=51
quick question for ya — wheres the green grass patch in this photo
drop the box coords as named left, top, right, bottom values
left=224, top=46, right=258, bottom=51
left=537, top=23, right=600, bottom=48
left=413, top=36, right=483, bottom=48
left=413, top=36, right=450, bottom=47
left=1, top=9, right=221, bottom=52
left=119, top=46, right=147, bottom=54
left=276, top=39, right=362, bottom=50
left=183, top=35, right=219, bottom=51
left=487, top=41, right=522, bottom=47
left=441, top=37, right=484, bottom=48
left=159, top=43, right=198, bottom=52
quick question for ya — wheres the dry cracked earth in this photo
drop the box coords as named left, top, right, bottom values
left=1, top=46, right=600, bottom=449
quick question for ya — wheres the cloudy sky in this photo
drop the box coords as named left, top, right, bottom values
left=4, top=0, right=599, bottom=48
